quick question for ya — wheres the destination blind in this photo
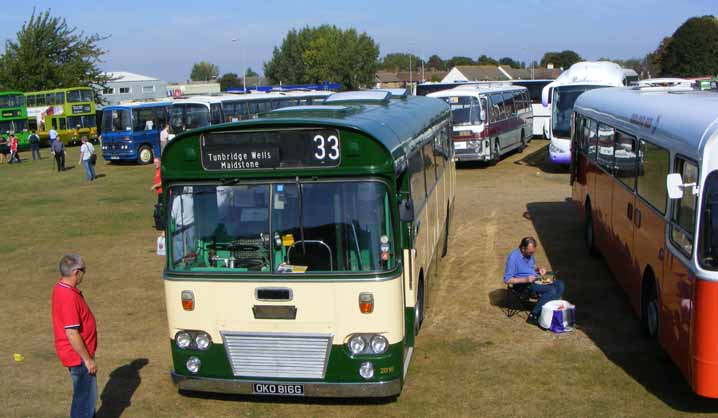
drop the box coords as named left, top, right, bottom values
left=200, top=128, right=341, bottom=170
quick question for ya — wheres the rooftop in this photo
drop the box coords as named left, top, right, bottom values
left=105, top=71, right=162, bottom=83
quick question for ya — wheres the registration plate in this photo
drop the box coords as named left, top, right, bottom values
left=252, top=383, right=305, bottom=396
left=110, top=156, right=120, bottom=160
left=454, top=142, right=467, bottom=150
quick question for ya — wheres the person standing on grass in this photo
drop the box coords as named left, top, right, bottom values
left=9, top=133, right=20, bottom=163
left=51, top=254, right=98, bottom=418
left=78, top=136, right=96, bottom=181
left=503, top=236, right=565, bottom=324
left=29, top=130, right=41, bottom=160
left=0, top=136, right=9, bottom=163
left=52, top=136, right=66, bottom=171
left=159, top=123, right=170, bottom=154
left=49, top=127, right=58, bottom=144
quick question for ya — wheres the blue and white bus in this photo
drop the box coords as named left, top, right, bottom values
left=101, top=101, right=171, bottom=164
left=542, top=62, right=626, bottom=164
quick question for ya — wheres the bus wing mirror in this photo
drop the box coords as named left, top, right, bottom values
left=667, top=173, right=684, bottom=199
left=399, top=199, right=414, bottom=222
left=667, top=173, right=698, bottom=199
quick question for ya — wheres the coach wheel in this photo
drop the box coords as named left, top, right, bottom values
left=414, top=279, right=425, bottom=336
left=584, top=209, right=597, bottom=256
left=138, top=146, right=153, bottom=164
left=491, top=140, right=501, bottom=165
left=642, top=280, right=659, bottom=338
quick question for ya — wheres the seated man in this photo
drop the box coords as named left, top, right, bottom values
left=503, top=237, right=565, bottom=324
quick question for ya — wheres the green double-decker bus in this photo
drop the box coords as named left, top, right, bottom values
left=0, top=91, right=29, bottom=148
left=160, top=90, right=455, bottom=397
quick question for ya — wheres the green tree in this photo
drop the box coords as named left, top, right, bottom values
left=380, top=52, right=422, bottom=71
left=426, top=54, right=445, bottom=70
left=446, top=56, right=474, bottom=67
left=245, top=67, right=258, bottom=77
left=264, top=25, right=379, bottom=90
left=190, top=61, right=219, bottom=81
left=477, top=55, right=498, bottom=65
left=540, top=50, right=582, bottom=69
left=659, top=15, right=718, bottom=77
left=219, top=72, right=241, bottom=91
left=0, top=9, right=110, bottom=95
left=498, top=57, right=521, bottom=68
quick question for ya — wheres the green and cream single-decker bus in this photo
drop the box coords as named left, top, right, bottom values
left=160, top=90, right=455, bottom=397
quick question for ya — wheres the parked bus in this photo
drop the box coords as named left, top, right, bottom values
left=570, top=86, right=718, bottom=398
left=222, top=90, right=332, bottom=122
left=159, top=90, right=455, bottom=397
left=25, top=87, right=97, bottom=145
left=428, top=85, right=532, bottom=163
left=100, top=101, right=171, bottom=164
left=0, top=91, right=29, bottom=148
left=543, top=61, right=625, bottom=164
left=511, top=80, right=552, bottom=138
left=169, top=96, right=224, bottom=136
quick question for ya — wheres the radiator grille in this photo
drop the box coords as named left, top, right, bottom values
left=221, top=332, right=332, bottom=379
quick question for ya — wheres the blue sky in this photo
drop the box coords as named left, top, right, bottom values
left=0, top=1, right=715, bottom=82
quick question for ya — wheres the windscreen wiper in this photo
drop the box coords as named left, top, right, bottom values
left=296, top=176, right=306, bottom=254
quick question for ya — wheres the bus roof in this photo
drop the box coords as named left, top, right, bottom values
left=574, top=88, right=718, bottom=158
left=171, top=95, right=224, bottom=105
left=427, top=84, right=527, bottom=98
left=168, top=95, right=450, bottom=159
left=25, top=86, right=92, bottom=95
left=104, top=101, right=172, bottom=110
left=0, top=91, right=23, bottom=96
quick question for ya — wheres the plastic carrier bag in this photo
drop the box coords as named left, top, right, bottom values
left=539, top=300, right=575, bottom=333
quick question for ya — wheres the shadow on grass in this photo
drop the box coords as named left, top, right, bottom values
left=96, top=358, right=149, bottom=418
left=513, top=143, right=569, bottom=174
left=525, top=200, right=718, bottom=412
left=178, top=390, right=397, bottom=405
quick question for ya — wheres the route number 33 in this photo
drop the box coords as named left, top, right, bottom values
left=313, top=135, right=340, bottom=160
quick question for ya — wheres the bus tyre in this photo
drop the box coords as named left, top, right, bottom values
left=642, top=279, right=659, bottom=339
left=584, top=209, right=597, bottom=256
left=491, top=140, right=500, bottom=165
left=138, top=146, right=153, bottom=164
left=414, top=279, right=425, bottom=336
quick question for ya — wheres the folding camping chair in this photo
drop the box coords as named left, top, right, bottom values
left=504, top=283, right=537, bottom=318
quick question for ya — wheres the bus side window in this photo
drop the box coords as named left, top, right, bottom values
left=613, top=130, right=638, bottom=189
left=636, top=140, right=669, bottom=213
left=210, top=104, right=222, bottom=125
left=27, top=95, right=35, bottom=107
left=586, top=119, right=598, bottom=161
left=503, top=92, right=515, bottom=117
left=408, top=151, right=426, bottom=214
left=596, top=123, right=614, bottom=173
left=670, top=157, right=699, bottom=256
left=423, top=143, right=437, bottom=190
left=490, top=94, right=502, bottom=122
left=51, top=118, right=58, bottom=130
left=59, top=118, right=67, bottom=130
left=699, top=172, right=718, bottom=270
left=433, top=132, right=445, bottom=177
left=155, top=107, right=168, bottom=128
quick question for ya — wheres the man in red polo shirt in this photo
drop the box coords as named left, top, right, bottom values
left=51, top=254, right=98, bottom=418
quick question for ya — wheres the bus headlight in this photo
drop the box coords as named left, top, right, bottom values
left=359, top=362, right=374, bottom=379
left=175, top=331, right=192, bottom=349
left=186, top=356, right=201, bottom=374
left=195, top=332, right=212, bottom=350
left=348, top=335, right=366, bottom=354
left=370, top=335, right=388, bottom=354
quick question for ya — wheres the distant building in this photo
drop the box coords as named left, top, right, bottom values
left=99, top=71, right=167, bottom=105
left=167, top=81, right=221, bottom=97
left=375, top=70, right=448, bottom=89
left=441, top=65, right=562, bottom=83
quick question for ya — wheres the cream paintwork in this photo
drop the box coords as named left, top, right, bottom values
left=165, top=276, right=405, bottom=345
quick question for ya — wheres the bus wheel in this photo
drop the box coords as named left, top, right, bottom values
left=642, top=279, right=659, bottom=338
left=414, top=279, right=425, bottom=336
left=584, top=208, right=597, bottom=256
left=490, top=140, right=501, bottom=165
left=518, top=131, right=527, bottom=153
left=138, top=146, right=153, bottom=164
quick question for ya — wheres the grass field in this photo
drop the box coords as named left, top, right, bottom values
left=3, top=142, right=718, bottom=418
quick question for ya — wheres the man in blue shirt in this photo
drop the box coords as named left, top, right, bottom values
left=504, top=237, right=565, bottom=323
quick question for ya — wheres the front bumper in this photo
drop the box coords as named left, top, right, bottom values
left=172, top=372, right=402, bottom=397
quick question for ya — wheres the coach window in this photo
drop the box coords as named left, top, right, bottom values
left=155, top=107, right=167, bottom=128
left=585, top=119, right=598, bottom=161
left=210, top=104, right=222, bottom=125
left=59, top=118, right=67, bottom=130
left=670, top=157, right=698, bottom=256
left=26, top=95, right=35, bottom=107
left=37, top=95, right=46, bottom=106
left=423, top=143, right=437, bottom=190
left=613, top=131, right=638, bottom=189
left=596, top=123, right=614, bottom=173
left=433, top=133, right=445, bottom=177
left=408, top=150, right=426, bottom=214
left=636, top=140, right=669, bottom=214
left=490, top=94, right=503, bottom=122
left=699, top=172, right=718, bottom=270
left=503, top=92, right=515, bottom=117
